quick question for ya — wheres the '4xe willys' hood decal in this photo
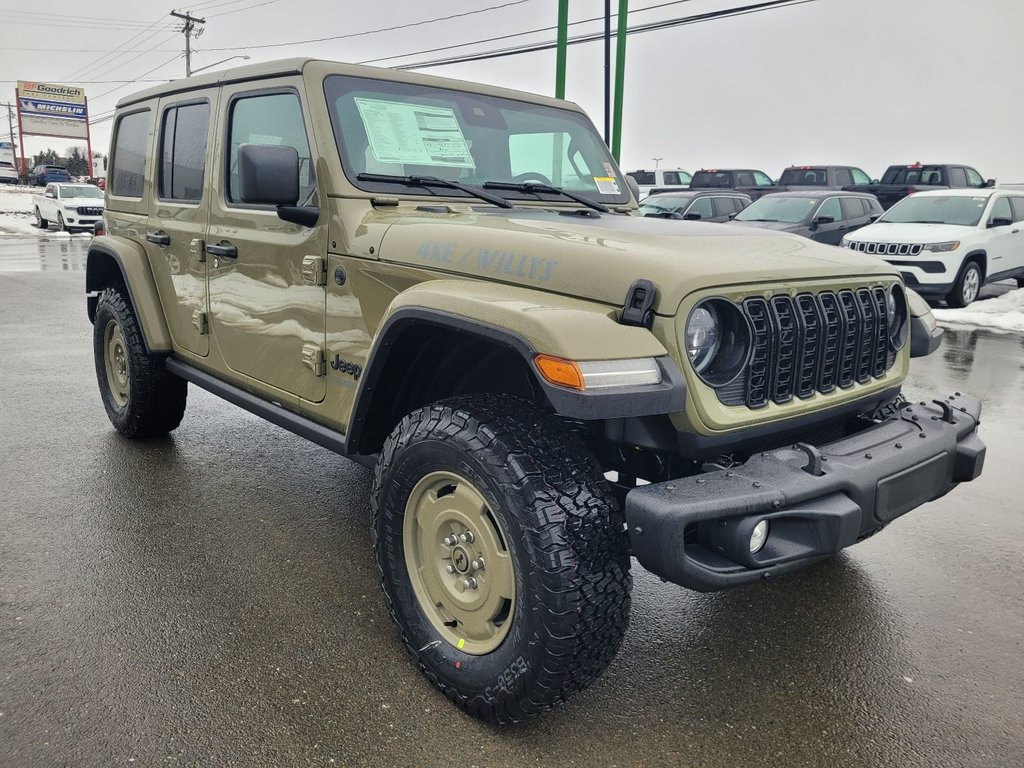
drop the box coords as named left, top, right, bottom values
left=375, top=207, right=899, bottom=314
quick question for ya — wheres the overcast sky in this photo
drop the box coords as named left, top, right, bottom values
left=2, top=0, right=1021, bottom=181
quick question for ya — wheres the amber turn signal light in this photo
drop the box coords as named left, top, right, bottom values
left=534, top=354, right=584, bottom=390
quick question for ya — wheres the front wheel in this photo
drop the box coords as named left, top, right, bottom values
left=93, top=286, right=187, bottom=437
left=947, top=260, right=982, bottom=307
left=34, top=208, right=48, bottom=229
left=372, top=394, right=631, bottom=723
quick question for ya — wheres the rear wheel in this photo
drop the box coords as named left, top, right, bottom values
left=372, top=394, right=631, bottom=723
left=947, top=260, right=982, bottom=307
left=93, top=286, right=187, bottom=437
left=34, top=207, right=48, bottom=229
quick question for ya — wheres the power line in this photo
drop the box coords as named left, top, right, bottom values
left=207, top=0, right=282, bottom=17
left=62, top=17, right=173, bottom=81
left=89, top=53, right=185, bottom=106
left=198, top=0, right=535, bottom=52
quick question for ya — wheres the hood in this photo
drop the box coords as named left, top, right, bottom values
left=376, top=207, right=899, bottom=315
left=729, top=219, right=804, bottom=233
left=846, top=221, right=975, bottom=244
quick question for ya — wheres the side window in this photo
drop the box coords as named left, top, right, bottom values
left=663, top=171, right=681, bottom=185
left=816, top=198, right=842, bottom=222
left=965, top=167, right=984, bottom=187
left=989, top=196, right=1012, bottom=225
left=834, top=168, right=853, bottom=186
left=159, top=101, right=210, bottom=202
left=686, top=197, right=714, bottom=219
left=840, top=197, right=865, bottom=221
left=752, top=171, right=772, bottom=186
left=712, top=197, right=736, bottom=217
left=1011, top=197, right=1024, bottom=223
left=949, top=167, right=968, bottom=187
left=850, top=168, right=871, bottom=185
left=227, top=91, right=314, bottom=205
left=110, top=110, right=151, bottom=198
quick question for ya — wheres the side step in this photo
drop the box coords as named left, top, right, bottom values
left=166, top=357, right=376, bottom=468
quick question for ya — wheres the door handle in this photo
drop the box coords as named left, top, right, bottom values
left=205, top=242, right=238, bottom=259
left=146, top=231, right=170, bottom=246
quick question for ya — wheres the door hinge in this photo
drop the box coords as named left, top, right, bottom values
left=301, top=343, right=326, bottom=377
left=301, top=255, right=327, bottom=286
left=192, top=310, right=209, bottom=335
left=190, top=238, right=206, bottom=263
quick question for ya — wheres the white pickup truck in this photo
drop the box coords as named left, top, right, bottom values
left=32, top=182, right=105, bottom=232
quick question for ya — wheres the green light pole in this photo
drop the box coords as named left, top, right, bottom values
left=611, top=0, right=628, bottom=162
left=555, top=0, right=569, bottom=99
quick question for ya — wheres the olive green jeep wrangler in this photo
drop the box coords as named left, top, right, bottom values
left=87, top=58, right=985, bottom=723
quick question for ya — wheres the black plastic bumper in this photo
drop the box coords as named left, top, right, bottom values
left=625, top=394, right=985, bottom=591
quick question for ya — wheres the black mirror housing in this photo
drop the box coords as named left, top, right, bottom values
left=988, top=217, right=1012, bottom=228
left=238, top=143, right=300, bottom=206
left=812, top=215, right=835, bottom=226
left=985, top=179, right=996, bottom=188
left=683, top=212, right=702, bottom=220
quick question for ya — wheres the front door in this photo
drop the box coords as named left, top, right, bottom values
left=143, top=89, right=219, bottom=357
left=206, top=80, right=328, bottom=403
left=809, top=197, right=846, bottom=245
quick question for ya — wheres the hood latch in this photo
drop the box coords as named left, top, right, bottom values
left=619, top=279, right=656, bottom=329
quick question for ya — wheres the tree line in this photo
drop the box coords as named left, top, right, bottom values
left=30, top=147, right=106, bottom=177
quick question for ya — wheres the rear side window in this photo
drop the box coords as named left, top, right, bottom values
left=834, top=168, right=853, bottom=186
left=628, top=171, right=655, bottom=185
left=159, top=101, right=210, bottom=202
left=713, top=197, right=740, bottom=216
left=1011, top=197, right=1024, bottom=223
left=227, top=91, right=314, bottom=205
left=840, top=197, right=865, bottom=220
left=691, top=171, right=731, bottom=188
left=111, top=110, right=151, bottom=198
left=949, top=167, right=968, bottom=187
left=663, top=171, right=682, bottom=185
left=736, top=171, right=754, bottom=186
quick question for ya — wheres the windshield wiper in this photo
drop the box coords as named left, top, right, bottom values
left=482, top=180, right=609, bottom=213
left=356, top=173, right=513, bottom=209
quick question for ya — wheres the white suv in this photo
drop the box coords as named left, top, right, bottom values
left=841, top=189, right=1024, bottom=306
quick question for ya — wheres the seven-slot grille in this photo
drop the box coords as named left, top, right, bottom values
left=731, top=288, right=892, bottom=409
left=850, top=241, right=923, bottom=256
left=76, top=206, right=103, bottom=216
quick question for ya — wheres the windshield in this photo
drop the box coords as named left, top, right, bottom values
left=881, top=166, right=945, bottom=185
left=324, top=75, right=629, bottom=205
left=878, top=195, right=987, bottom=226
left=638, top=194, right=691, bottom=213
left=60, top=185, right=103, bottom=199
left=779, top=168, right=827, bottom=185
left=690, top=171, right=732, bottom=188
left=734, top=196, right=818, bottom=224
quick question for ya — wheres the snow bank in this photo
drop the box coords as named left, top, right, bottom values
left=933, top=288, right=1024, bottom=333
left=0, top=184, right=39, bottom=216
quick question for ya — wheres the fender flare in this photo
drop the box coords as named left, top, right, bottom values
left=86, top=236, right=172, bottom=352
left=346, top=281, right=686, bottom=454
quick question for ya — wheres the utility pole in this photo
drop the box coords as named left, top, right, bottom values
left=170, top=10, right=206, bottom=77
left=4, top=103, right=20, bottom=178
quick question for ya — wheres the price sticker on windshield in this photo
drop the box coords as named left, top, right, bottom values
left=593, top=176, right=620, bottom=195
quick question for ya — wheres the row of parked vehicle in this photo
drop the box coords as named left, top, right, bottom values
left=630, top=165, right=1022, bottom=308
left=627, top=163, right=996, bottom=209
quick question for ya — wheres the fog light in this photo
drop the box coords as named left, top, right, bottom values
left=749, top=520, right=769, bottom=553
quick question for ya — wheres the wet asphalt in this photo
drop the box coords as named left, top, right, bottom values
left=1, top=235, right=1022, bottom=768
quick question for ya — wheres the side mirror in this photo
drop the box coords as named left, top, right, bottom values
left=985, top=179, right=996, bottom=188
left=811, top=215, right=835, bottom=228
left=683, top=212, right=702, bottom=220
left=988, top=217, right=1012, bottom=228
left=238, top=143, right=300, bottom=206
left=728, top=212, right=738, bottom=220
left=624, top=174, right=641, bottom=200
left=869, top=214, right=880, bottom=222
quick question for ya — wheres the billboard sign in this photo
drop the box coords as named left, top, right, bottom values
left=0, top=141, right=14, bottom=164
left=16, top=81, right=89, bottom=140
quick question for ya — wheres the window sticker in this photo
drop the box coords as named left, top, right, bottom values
left=355, top=97, right=475, bottom=168
left=593, top=176, right=620, bottom=195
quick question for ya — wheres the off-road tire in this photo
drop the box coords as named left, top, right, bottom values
left=371, top=394, right=631, bottom=723
left=947, top=259, right=982, bottom=308
left=93, top=287, right=187, bottom=438
left=34, top=207, right=48, bottom=229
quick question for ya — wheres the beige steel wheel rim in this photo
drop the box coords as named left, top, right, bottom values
left=104, top=319, right=130, bottom=407
left=403, top=471, right=516, bottom=655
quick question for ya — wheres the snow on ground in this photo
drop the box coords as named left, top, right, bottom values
left=933, top=287, right=1024, bottom=333
left=0, top=184, right=89, bottom=237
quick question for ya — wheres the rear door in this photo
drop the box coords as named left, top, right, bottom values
left=206, top=80, right=327, bottom=403
left=142, top=89, right=219, bottom=357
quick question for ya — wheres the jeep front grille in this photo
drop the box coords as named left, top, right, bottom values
left=77, top=206, right=103, bottom=216
left=850, top=241, right=924, bottom=256
left=722, top=288, right=893, bottom=409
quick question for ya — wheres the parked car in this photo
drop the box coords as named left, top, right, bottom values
left=689, top=168, right=776, bottom=200
left=0, top=160, right=18, bottom=185
left=776, top=165, right=873, bottom=190
left=32, top=182, right=105, bottom=231
left=730, top=191, right=882, bottom=245
left=625, top=168, right=691, bottom=199
left=30, top=164, right=71, bottom=186
left=844, top=163, right=994, bottom=210
left=638, top=189, right=751, bottom=221
left=842, top=188, right=1024, bottom=306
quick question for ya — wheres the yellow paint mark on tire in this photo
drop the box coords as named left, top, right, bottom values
left=457, top=638, right=465, bottom=649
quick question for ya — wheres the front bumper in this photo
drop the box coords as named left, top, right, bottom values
left=625, top=393, right=985, bottom=591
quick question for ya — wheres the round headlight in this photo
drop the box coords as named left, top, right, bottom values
left=888, top=284, right=909, bottom=349
left=684, top=299, right=751, bottom=386
left=685, top=305, right=719, bottom=373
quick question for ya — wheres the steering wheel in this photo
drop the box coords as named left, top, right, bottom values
left=511, top=172, right=552, bottom=186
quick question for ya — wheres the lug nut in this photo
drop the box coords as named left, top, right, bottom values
left=446, top=564, right=456, bottom=574
left=470, top=558, right=484, bottom=572
left=462, top=577, right=478, bottom=590
left=460, top=531, right=475, bottom=544
left=443, top=534, right=459, bottom=546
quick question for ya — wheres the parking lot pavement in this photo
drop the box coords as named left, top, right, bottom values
left=1, top=237, right=1022, bottom=768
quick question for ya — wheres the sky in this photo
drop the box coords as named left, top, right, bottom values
left=1, top=0, right=1021, bottom=181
